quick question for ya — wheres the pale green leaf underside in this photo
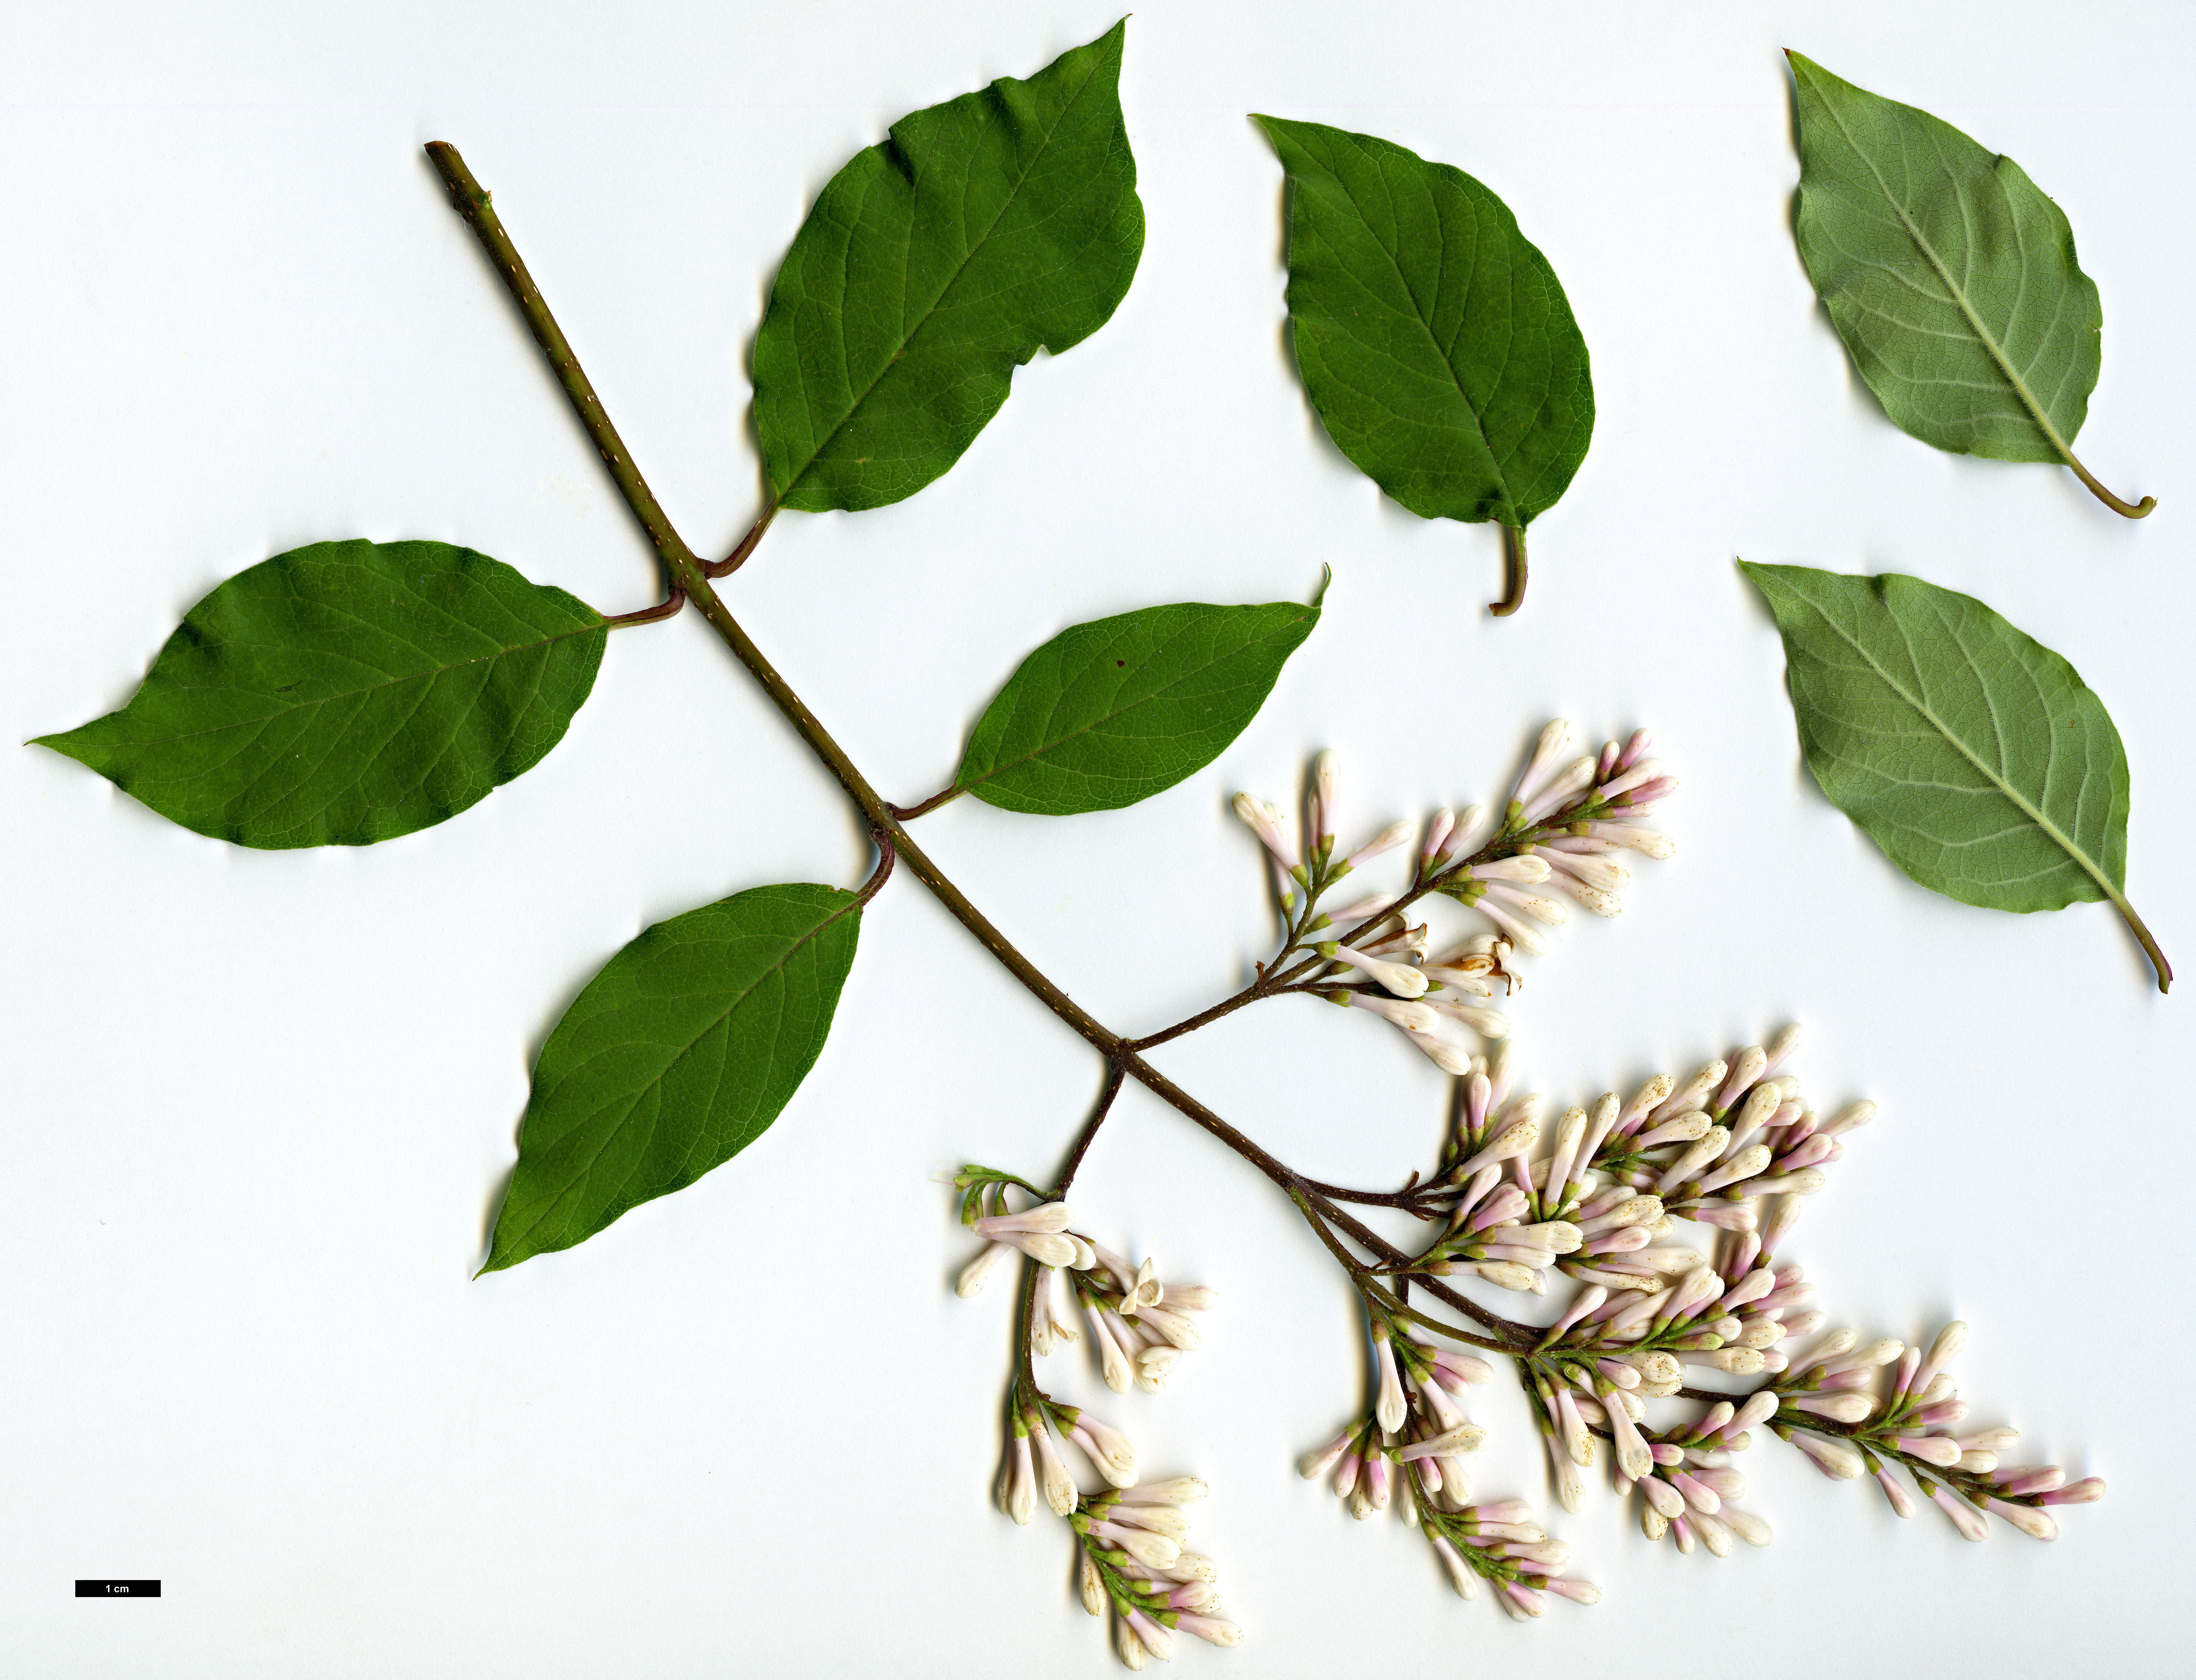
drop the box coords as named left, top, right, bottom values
left=34, top=539, right=605, bottom=849
left=1787, top=50, right=2100, bottom=466
left=1255, top=114, right=1593, bottom=529
left=752, top=21, right=1143, bottom=514
left=1741, top=560, right=2128, bottom=914
left=483, top=884, right=862, bottom=1272
left=956, top=600, right=1319, bottom=815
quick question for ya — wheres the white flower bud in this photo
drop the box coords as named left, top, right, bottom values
left=1987, top=1500, right=2058, bottom=1541
left=1720, top=1506, right=1773, bottom=1547
left=1080, top=1554, right=1106, bottom=1616
left=1470, top=1261, right=1538, bottom=1292
left=955, top=1241, right=1014, bottom=1297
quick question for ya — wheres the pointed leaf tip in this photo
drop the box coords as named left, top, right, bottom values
left=751, top=24, right=1143, bottom=514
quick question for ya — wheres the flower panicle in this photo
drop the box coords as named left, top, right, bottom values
left=1229, top=723, right=1675, bottom=1074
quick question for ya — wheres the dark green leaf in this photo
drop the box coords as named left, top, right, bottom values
left=1254, top=114, right=1594, bottom=532
left=752, top=21, right=1143, bottom=513
left=1740, top=560, right=2168, bottom=989
left=483, top=884, right=864, bottom=1272
left=35, top=539, right=605, bottom=849
left=954, top=600, right=1318, bottom=816
left=1785, top=51, right=2152, bottom=517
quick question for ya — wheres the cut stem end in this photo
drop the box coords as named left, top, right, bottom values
left=1489, top=524, right=1529, bottom=617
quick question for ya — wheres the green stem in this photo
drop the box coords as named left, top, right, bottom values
left=425, top=144, right=705, bottom=593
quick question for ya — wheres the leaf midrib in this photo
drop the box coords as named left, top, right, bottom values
left=501, top=892, right=861, bottom=1261
left=1304, top=129, right=1515, bottom=520
left=775, top=49, right=1105, bottom=505
left=62, top=614, right=603, bottom=753
left=1808, top=81, right=2078, bottom=465
left=959, top=613, right=1306, bottom=795
left=1788, top=579, right=2119, bottom=905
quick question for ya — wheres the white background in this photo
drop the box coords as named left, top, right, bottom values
left=3, top=1, right=2187, bottom=1673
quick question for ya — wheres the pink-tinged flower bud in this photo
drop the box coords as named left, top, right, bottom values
left=1298, top=1433, right=1351, bottom=1482
left=1913, top=1399, right=1969, bottom=1428
left=1090, top=1520, right=1179, bottom=1571
left=1993, top=1466, right=2062, bottom=1495
left=1640, top=1475, right=1686, bottom=1519
left=2036, top=1478, right=2105, bottom=1506
left=1232, top=792, right=1299, bottom=869
left=1791, top=1391, right=1873, bottom=1424
left=1712, top=1045, right=1768, bottom=1114
left=1422, top=807, right=1456, bottom=864
left=1343, top=818, right=1415, bottom=870
left=1497, top=1581, right=1548, bottom=1621
left=956, top=1241, right=1014, bottom=1297
left=1789, top=1431, right=1866, bottom=1480
left=1125, top=1606, right=1175, bottom=1660
left=1928, top=1486, right=1989, bottom=1541
left=1472, top=894, right=1551, bottom=955
left=1728, top=1391, right=1781, bottom=1435
left=1311, top=750, right=1340, bottom=844
left=1175, top=1614, right=1244, bottom=1647
left=1365, top=1454, right=1393, bottom=1511
left=1434, top=1348, right=1496, bottom=1386
left=1521, top=756, right=1598, bottom=824
left=1870, top=1463, right=1915, bottom=1516
left=1347, top=993, right=1438, bottom=1033
left=1119, top=1477, right=1207, bottom=1508
left=1542, top=1575, right=1601, bottom=1605
left=1895, top=1436, right=1961, bottom=1468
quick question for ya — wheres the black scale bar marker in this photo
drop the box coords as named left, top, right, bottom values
left=76, top=1580, right=160, bottom=1597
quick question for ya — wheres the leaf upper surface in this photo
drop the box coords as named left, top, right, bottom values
left=955, top=600, right=1319, bottom=816
left=1255, top=115, right=1593, bottom=529
left=483, top=884, right=863, bottom=1272
left=34, top=539, right=605, bottom=848
left=1741, top=560, right=2129, bottom=914
left=1787, top=51, right=2102, bottom=466
left=751, top=21, right=1143, bottom=513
